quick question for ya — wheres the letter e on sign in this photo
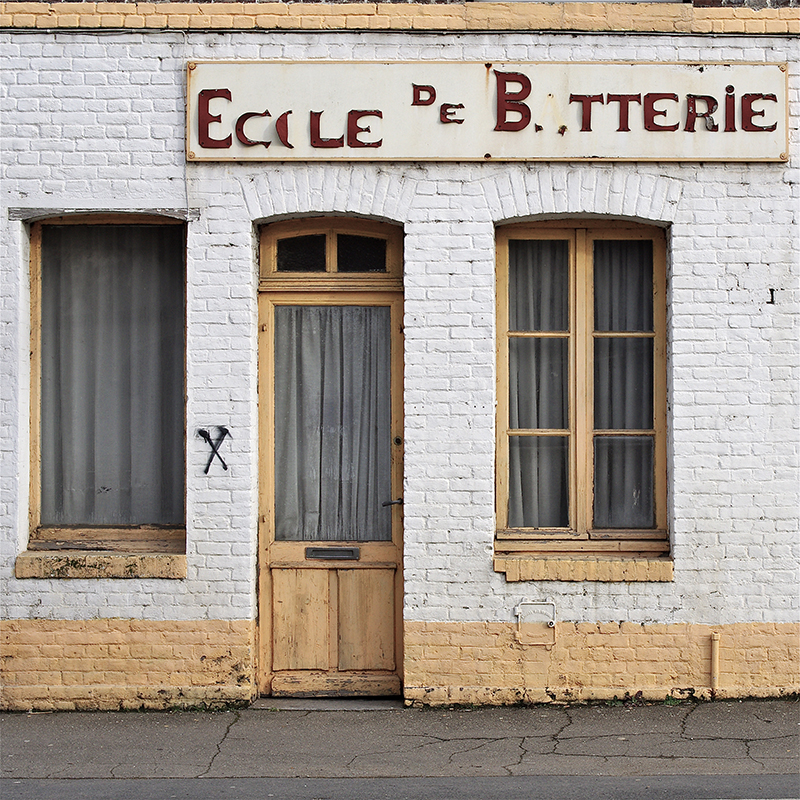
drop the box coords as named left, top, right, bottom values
left=741, top=93, right=778, bottom=132
left=198, top=89, right=232, bottom=149
left=644, top=93, right=680, bottom=132
left=347, top=110, right=383, bottom=148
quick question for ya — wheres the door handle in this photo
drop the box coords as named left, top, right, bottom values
left=382, top=498, right=403, bottom=507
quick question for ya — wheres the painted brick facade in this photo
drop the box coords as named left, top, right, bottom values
left=1, top=5, right=798, bottom=707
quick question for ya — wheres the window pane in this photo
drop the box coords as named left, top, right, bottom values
left=277, top=234, right=326, bottom=272
left=274, top=306, right=392, bottom=542
left=337, top=234, right=387, bottom=273
left=594, top=436, right=654, bottom=529
left=594, top=240, right=653, bottom=332
left=594, top=338, right=653, bottom=430
left=40, top=225, right=184, bottom=526
left=509, top=338, right=568, bottom=430
left=509, top=240, right=569, bottom=332
left=508, top=436, right=569, bottom=528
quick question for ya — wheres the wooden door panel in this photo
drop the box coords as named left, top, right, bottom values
left=337, top=569, right=395, bottom=671
left=272, top=568, right=329, bottom=671
left=258, top=282, right=404, bottom=696
left=271, top=672, right=401, bottom=698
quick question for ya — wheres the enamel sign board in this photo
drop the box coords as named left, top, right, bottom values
left=186, top=61, right=788, bottom=162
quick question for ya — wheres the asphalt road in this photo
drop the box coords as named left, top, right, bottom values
left=2, top=775, right=799, bottom=800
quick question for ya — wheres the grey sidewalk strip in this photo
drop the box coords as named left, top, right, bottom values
left=1, top=700, right=797, bottom=782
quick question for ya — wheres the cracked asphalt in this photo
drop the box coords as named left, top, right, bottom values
left=1, top=699, right=798, bottom=780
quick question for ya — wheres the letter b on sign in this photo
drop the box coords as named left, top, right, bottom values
left=494, top=71, right=531, bottom=132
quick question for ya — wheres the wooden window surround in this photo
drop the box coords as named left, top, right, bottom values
left=259, top=217, right=403, bottom=292
left=495, top=220, right=671, bottom=582
left=20, top=215, right=187, bottom=579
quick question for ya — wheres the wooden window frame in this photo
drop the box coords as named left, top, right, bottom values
left=495, top=220, right=670, bottom=580
left=25, top=215, right=187, bottom=571
left=259, top=217, right=403, bottom=293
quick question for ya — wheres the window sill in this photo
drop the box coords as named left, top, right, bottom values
left=18, top=526, right=187, bottom=579
left=494, top=555, right=673, bottom=582
left=15, top=550, right=187, bottom=579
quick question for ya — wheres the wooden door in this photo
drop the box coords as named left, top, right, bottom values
left=257, top=219, right=404, bottom=697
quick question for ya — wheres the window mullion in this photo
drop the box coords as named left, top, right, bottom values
left=573, top=230, right=590, bottom=535
left=496, top=232, right=511, bottom=531
left=326, top=230, right=336, bottom=272
left=653, top=233, right=668, bottom=531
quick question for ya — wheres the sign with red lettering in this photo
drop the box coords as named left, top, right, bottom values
left=186, top=61, right=788, bottom=162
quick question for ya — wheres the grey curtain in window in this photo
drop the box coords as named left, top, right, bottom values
left=274, top=306, right=392, bottom=542
left=507, top=237, right=655, bottom=530
left=40, top=225, right=185, bottom=526
left=508, top=436, right=569, bottom=528
left=508, top=240, right=570, bottom=528
left=593, top=240, right=655, bottom=529
left=509, top=240, right=569, bottom=332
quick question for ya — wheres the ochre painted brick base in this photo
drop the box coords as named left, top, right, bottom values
left=4, top=618, right=797, bottom=709
left=0, top=619, right=256, bottom=711
left=403, top=621, right=800, bottom=706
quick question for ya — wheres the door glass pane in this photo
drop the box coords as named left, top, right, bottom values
left=274, top=306, right=392, bottom=541
left=509, top=338, right=568, bottom=430
left=594, top=240, right=653, bottom=332
left=594, top=338, right=653, bottom=429
left=40, top=225, right=184, bottom=525
left=337, top=235, right=387, bottom=273
left=277, top=235, right=326, bottom=272
left=594, top=436, right=654, bottom=528
left=509, top=240, right=569, bottom=331
left=508, top=436, right=569, bottom=528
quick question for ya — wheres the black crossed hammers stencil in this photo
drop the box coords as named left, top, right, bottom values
left=198, top=426, right=229, bottom=474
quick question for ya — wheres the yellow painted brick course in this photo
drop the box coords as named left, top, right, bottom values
left=15, top=552, right=187, bottom=579
left=495, top=556, right=673, bottom=582
left=0, top=2, right=796, bottom=34
left=0, top=619, right=256, bottom=711
left=404, top=621, right=800, bottom=705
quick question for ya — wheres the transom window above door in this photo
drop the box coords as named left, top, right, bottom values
left=495, top=220, right=671, bottom=582
left=260, top=218, right=403, bottom=291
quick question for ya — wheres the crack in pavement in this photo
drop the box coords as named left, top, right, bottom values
left=343, top=735, right=519, bottom=774
left=514, top=736, right=532, bottom=772
left=341, top=734, right=446, bottom=770
left=441, top=737, right=511, bottom=766
left=744, top=737, right=768, bottom=770
left=499, top=737, right=526, bottom=775
left=197, top=710, right=241, bottom=778
left=548, top=708, right=575, bottom=754
left=678, top=703, right=696, bottom=743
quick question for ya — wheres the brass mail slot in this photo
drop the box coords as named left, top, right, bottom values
left=305, top=547, right=360, bottom=561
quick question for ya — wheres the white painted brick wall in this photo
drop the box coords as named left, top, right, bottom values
left=1, top=30, right=797, bottom=627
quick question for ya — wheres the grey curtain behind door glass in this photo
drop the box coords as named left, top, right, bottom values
left=274, top=306, right=392, bottom=542
left=40, top=225, right=184, bottom=526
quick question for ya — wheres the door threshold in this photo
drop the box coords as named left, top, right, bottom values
left=251, top=697, right=404, bottom=711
